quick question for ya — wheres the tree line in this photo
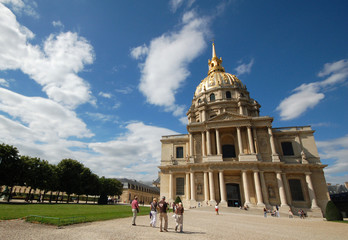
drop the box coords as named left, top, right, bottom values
left=0, top=143, right=122, bottom=204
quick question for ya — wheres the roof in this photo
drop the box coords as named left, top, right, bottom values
left=117, top=178, right=159, bottom=193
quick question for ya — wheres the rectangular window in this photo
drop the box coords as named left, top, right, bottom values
left=281, top=142, right=294, bottom=156
left=288, top=179, right=305, bottom=201
left=176, top=177, right=185, bottom=195
left=176, top=146, right=184, bottom=158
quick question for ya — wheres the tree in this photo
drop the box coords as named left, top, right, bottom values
left=175, top=196, right=182, bottom=204
left=325, top=200, right=343, bottom=221
left=80, top=169, right=99, bottom=204
left=0, top=143, right=24, bottom=201
left=21, top=156, right=45, bottom=201
left=57, top=159, right=85, bottom=203
left=98, top=177, right=122, bottom=204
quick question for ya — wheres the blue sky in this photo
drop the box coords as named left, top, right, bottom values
left=0, top=0, right=347, bottom=184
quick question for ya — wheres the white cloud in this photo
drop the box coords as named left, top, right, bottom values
left=0, top=88, right=93, bottom=139
left=235, top=58, right=254, bottom=75
left=132, top=10, right=209, bottom=119
left=98, top=91, right=112, bottom=98
left=169, top=0, right=184, bottom=13
left=169, top=0, right=195, bottom=13
left=52, top=20, right=64, bottom=28
left=317, top=135, right=348, bottom=184
left=0, top=3, right=95, bottom=109
left=87, top=122, right=178, bottom=181
left=86, top=112, right=118, bottom=123
left=0, top=78, right=9, bottom=87
left=115, top=86, right=133, bottom=94
left=0, top=0, right=38, bottom=18
left=276, top=59, right=348, bottom=121
left=130, top=44, right=148, bottom=60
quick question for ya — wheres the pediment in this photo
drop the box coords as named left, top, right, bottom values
left=208, top=112, right=250, bottom=122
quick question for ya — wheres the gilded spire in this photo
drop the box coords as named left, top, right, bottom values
left=212, top=42, right=217, bottom=59
left=208, top=42, right=225, bottom=75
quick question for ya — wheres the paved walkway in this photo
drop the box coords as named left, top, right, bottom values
left=0, top=206, right=347, bottom=240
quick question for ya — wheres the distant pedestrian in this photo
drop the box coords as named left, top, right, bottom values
left=158, top=196, right=169, bottom=232
left=131, top=196, right=139, bottom=226
left=215, top=203, right=219, bottom=215
left=150, top=198, right=158, bottom=227
left=175, top=202, right=184, bottom=233
left=263, top=208, right=267, bottom=217
left=288, top=209, right=293, bottom=218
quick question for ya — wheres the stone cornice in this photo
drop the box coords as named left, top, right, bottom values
left=158, top=162, right=327, bottom=173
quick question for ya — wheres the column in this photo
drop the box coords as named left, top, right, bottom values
left=242, top=170, right=251, bottom=206
left=206, top=130, right=212, bottom=155
left=253, top=171, right=264, bottom=206
left=305, top=172, right=319, bottom=208
left=252, top=128, right=259, bottom=154
left=268, top=127, right=280, bottom=162
left=216, top=129, right=222, bottom=155
left=169, top=172, right=173, bottom=201
left=268, top=127, right=277, bottom=155
left=219, top=171, right=227, bottom=203
left=237, top=127, right=243, bottom=155
left=276, top=172, right=288, bottom=207
left=209, top=171, right=215, bottom=202
left=247, top=126, right=255, bottom=154
left=204, top=172, right=209, bottom=203
left=239, top=103, right=243, bottom=115
left=185, top=172, right=190, bottom=201
left=201, top=132, right=206, bottom=157
left=189, top=134, right=194, bottom=157
left=190, top=172, right=196, bottom=201
left=202, top=110, right=206, bottom=122
left=259, top=171, right=269, bottom=206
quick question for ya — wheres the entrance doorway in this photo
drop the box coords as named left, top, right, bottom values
left=226, top=183, right=241, bottom=207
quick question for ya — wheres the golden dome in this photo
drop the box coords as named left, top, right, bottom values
left=195, top=43, right=245, bottom=96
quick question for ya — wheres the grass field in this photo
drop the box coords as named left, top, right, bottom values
left=0, top=203, right=150, bottom=226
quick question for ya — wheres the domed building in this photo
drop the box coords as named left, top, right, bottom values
left=159, top=43, right=329, bottom=216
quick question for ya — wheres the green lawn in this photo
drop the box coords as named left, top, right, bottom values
left=0, top=203, right=150, bottom=225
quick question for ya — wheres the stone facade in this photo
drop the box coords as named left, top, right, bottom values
left=117, top=178, right=160, bottom=204
left=159, top=44, right=329, bottom=216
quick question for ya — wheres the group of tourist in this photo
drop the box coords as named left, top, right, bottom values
left=131, top=195, right=184, bottom=233
left=263, top=206, right=306, bottom=219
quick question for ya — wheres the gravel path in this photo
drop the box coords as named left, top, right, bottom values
left=0, top=206, right=346, bottom=240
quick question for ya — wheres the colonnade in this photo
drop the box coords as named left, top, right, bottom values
left=189, top=126, right=278, bottom=159
left=167, top=169, right=319, bottom=209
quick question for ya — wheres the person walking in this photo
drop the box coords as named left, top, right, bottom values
left=150, top=198, right=158, bottom=227
left=158, top=196, right=169, bottom=232
left=131, top=196, right=139, bottom=226
left=263, top=207, right=267, bottom=218
left=175, top=202, right=184, bottom=233
left=215, top=203, right=219, bottom=215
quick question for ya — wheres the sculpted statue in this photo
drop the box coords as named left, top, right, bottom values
left=301, top=150, right=308, bottom=164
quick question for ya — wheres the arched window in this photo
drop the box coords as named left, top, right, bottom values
left=210, top=93, right=215, bottom=102
left=226, top=91, right=231, bottom=99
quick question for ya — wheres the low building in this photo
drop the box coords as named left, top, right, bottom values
left=117, top=178, right=160, bottom=204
